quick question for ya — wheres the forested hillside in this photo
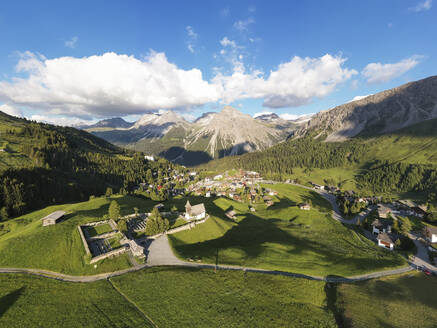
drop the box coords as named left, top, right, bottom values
left=201, top=118, right=437, bottom=196
left=0, top=111, right=177, bottom=220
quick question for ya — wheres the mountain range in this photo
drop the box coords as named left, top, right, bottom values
left=295, top=75, right=437, bottom=141
left=83, top=106, right=298, bottom=166
left=77, top=75, right=437, bottom=167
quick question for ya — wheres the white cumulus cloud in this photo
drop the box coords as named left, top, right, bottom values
left=362, top=56, right=422, bottom=84
left=410, top=0, right=432, bottom=12
left=0, top=51, right=220, bottom=118
left=30, top=114, right=97, bottom=127
left=213, top=54, right=357, bottom=108
left=0, top=103, right=22, bottom=117
left=64, top=36, right=78, bottom=49
left=0, top=51, right=357, bottom=118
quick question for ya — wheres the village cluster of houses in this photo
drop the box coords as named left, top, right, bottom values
left=368, top=203, right=434, bottom=251
left=187, top=170, right=283, bottom=208
left=136, top=168, right=200, bottom=198
left=307, top=181, right=436, bottom=252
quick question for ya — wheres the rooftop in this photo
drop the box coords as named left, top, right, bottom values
left=41, top=211, right=66, bottom=222
left=377, top=232, right=395, bottom=244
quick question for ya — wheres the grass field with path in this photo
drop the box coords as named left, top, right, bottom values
left=111, top=266, right=337, bottom=328
left=0, top=195, right=159, bottom=275
left=0, top=273, right=149, bottom=328
left=337, top=272, right=437, bottom=328
left=169, top=184, right=406, bottom=277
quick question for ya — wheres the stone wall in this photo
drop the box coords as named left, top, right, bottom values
left=88, top=231, right=119, bottom=241
left=89, top=246, right=128, bottom=264
left=147, top=215, right=209, bottom=239
left=77, top=226, right=91, bottom=255
left=82, top=220, right=109, bottom=227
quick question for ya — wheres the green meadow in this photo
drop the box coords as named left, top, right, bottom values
left=169, top=184, right=406, bottom=276
left=337, top=272, right=437, bottom=328
left=0, top=195, right=159, bottom=275
left=110, top=267, right=337, bottom=328
left=0, top=274, right=149, bottom=328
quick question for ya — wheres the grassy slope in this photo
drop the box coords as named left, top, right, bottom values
left=0, top=111, right=121, bottom=172
left=0, top=195, right=158, bottom=275
left=338, top=272, right=437, bottom=328
left=169, top=184, right=406, bottom=276
left=0, top=274, right=149, bottom=328
left=111, top=267, right=337, bottom=328
left=200, top=118, right=437, bottom=197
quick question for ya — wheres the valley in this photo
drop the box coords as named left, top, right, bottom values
left=84, top=106, right=297, bottom=166
left=1, top=57, right=437, bottom=328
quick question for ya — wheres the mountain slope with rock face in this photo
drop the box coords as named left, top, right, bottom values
left=81, top=117, right=134, bottom=130
left=85, top=106, right=296, bottom=166
left=295, top=75, right=437, bottom=141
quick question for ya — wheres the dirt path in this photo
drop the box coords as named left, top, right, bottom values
left=107, top=278, right=159, bottom=328
left=0, top=183, right=431, bottom=284
left=0, top=260, right=415, bottom=284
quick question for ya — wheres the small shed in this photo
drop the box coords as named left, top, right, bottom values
left=42, top=211, right=66, bottom=226
left=226, top=210, right=237, bottom=220
left=298, top=203, right=311, bottom=210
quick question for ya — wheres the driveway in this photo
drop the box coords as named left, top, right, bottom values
left=146, top=235, right=185, bottom=266
left=408, top=232, right=437, bottom=273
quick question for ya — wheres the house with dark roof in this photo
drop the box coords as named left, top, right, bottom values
left=371, top=219, right=392, bottom=235
left=377, top=232, right=396, bottom=250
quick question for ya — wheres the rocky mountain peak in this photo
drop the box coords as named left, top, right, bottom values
left=295, top=75, right=437, bottom=141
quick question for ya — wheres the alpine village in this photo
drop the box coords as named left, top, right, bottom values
left=1, top=1, right=437, bottom=327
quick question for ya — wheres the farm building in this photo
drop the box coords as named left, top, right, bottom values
left=41, top=211, right=66, bottom=226
left=226, top=210, right=237, bottom=220
left=185, top=201, right=206, bottom=221
left=298, top=203, right=311, bottom=210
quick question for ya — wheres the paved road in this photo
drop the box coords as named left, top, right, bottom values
left=0, top=183, right=432, bottom=283
left=146, top=235, right=185, bottom=266
left=408, top=232, right=437, bottom=272
left=287, top=182, right=372, bottom=225
left=0, top=261, right=414, bottom=284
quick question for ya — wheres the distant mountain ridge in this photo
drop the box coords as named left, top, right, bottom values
left=295, top=75, right=437, bottom=141
left=84, top=106, right=296, bottom=166
left=83, top=117, right=134, bottom=130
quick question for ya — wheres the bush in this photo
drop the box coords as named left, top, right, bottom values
left=399, top=236, right=415, bottom=251
left=108, top=200, right=120, bottom=220
left=105, top=187, right=113, bottom=197
left=146, top=207, right=170, bottom=236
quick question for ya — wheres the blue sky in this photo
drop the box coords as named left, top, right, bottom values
left=0, top=0, right=436, bottom=125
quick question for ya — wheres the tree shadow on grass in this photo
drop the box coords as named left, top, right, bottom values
left=0, top=287, right=25, bottom=318
left=324, top=282, right=348, bottom=328
left=171, top=198, right=406, bottom=275
left=361, top=275, right=437, bottom=310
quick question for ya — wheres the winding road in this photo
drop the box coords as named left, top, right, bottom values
left=0, top=182, right=435, bottom=283
left=0, top=256, right=414, bottom=284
